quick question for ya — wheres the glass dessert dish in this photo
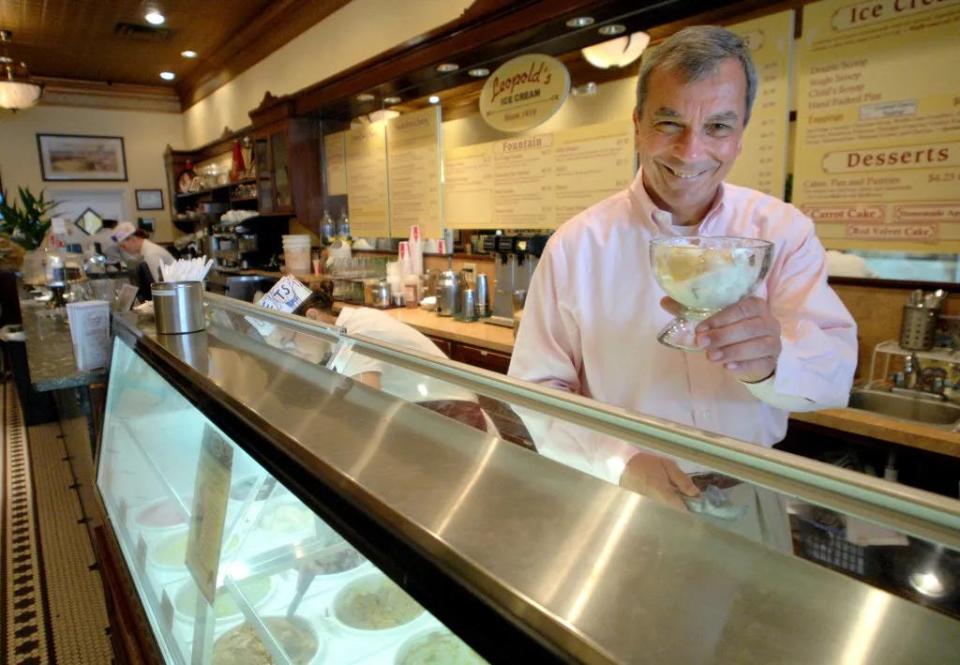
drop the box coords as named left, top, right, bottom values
left=650, top=236, right=773, bottom=351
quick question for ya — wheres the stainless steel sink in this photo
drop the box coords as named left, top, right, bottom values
left=848, top=388, right=960, bottom=428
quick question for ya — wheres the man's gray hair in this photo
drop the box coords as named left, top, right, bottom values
left=635, top=25, right=758, bottom=126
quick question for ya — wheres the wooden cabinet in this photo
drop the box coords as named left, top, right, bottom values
left=451, top=343, right=512, bottom=374
left=426, top=335, right=454, bottom=357
left=249, top=95, right=325, bottom=230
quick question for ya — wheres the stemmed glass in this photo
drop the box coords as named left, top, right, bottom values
left=650, top=237, right=773, bottom=350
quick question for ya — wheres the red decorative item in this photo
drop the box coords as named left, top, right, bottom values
left=230, top=140, right=245, bottom=181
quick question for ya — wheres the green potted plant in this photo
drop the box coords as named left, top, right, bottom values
left=0, top=186, right=57, bottom=250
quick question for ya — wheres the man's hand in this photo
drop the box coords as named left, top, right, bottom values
left=661, top=296, right=781, bottom=383
left=620, top=452, right=699, bottom=511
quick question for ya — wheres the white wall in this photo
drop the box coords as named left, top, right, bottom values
left=182, top=0, right=474, bottom=148
left=0, top=106, right=183, bottom=242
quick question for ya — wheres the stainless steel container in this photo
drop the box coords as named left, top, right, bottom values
left=436, top=270, right=460, bottom=317
left=461, top=288, right=478, bottom=322
left=152, top=281, right=205, bottom=334
left=474, top=274, right=490, bottom=318
left=900, top=305, right=939, bottom=351
left=512, top=289, right=527, bottom=338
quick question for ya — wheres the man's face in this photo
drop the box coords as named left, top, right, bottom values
left=634, top=58, right=747, bottom=223
left=119, top=236, right=139, bottom=255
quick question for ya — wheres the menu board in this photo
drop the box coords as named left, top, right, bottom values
left=444, top=143, right=495, bottom=228
left=553, top=120, right=634, bottom=224
left=725, top=11, right=794, bottom=198
left=387, top=107, right=442, bottom=238
left=444, top=120, right=634, bottom=229
left=324, top=131, right=347, bottom=196
left=794, top=0, right=960, bottom=251
left=345, top=122, right=389, bottom=237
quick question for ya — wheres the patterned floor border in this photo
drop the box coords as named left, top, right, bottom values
left=2, top=380, right=54, bottom=665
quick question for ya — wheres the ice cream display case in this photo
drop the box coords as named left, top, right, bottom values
left=96, top=294, right=960, bottom=664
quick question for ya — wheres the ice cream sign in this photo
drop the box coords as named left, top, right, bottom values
left=480, top=54, right=570, bottom=132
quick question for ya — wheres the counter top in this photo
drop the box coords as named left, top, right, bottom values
left=19, top=299, right=106, bottom=392
left=791, top=407, right=960, bottom=458
left=339, top=305, right=516, bottom=354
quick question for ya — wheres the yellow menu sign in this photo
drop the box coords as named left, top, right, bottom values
left=346, top=122, right=389, bottom=237
left=725, top=10, right=794, bottom=198
left=324, top=131, right=347, bottom=196
left=794, top=0, right=960, bottom=251
left=387, top=107, right=442, bottom=238
left=444, top=120, right=634, bottom=229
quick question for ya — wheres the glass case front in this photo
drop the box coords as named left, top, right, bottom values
left=97, top=338, right=487, bottom=665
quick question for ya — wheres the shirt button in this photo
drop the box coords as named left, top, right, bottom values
left=653, top=211, right=670, bottom=225
left=702, top=409, right=711, bottom=418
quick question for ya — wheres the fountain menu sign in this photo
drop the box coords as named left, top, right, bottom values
left=793, top=0, right=960, bottom=251
left=724, top=10, right=794, bottom=199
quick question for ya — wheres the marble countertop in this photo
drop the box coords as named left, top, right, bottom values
left=19, top=298, right=107, bottom=392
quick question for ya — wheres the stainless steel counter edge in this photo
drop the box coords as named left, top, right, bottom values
left=203, top=292, right=960, bottom=553
left=110, top=311, right=960, bottom=664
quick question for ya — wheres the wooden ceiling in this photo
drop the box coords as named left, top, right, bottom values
left=0, top=0, right=348, bottom=104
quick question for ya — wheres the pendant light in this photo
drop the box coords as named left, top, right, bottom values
left=0, top=30, right=43, bottom=111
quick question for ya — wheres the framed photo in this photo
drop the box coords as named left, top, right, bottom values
left=36, top=133, right=127, bottom=182
left=135, top=189, right=164, bottom=211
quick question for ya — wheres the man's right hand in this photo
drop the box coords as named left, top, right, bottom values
left=620, top=452, right=699, bottom=511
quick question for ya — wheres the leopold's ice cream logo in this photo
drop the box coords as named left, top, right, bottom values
left=489, top=60, right=553, bottom=105
left=480, top=54, right=570, bottom=132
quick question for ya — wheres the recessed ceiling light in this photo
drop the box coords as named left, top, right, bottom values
left=159, top=71, right=175, bottom=81
left=428, top=95, right=440, bottom=105
left=356, top=93, right=375, bottom=102
left=468, top=67, right=490, bottom=77
left=180, top=50, right=197, bottom=59
left=436, top=63, right=459, bottom=73
left=145, top=11, right=165, bottom=25
left=598, top=24, right=626, bottom=36
left=566, top=16, right=594, bottom=29
left=383, top=96, right=402, bottom=105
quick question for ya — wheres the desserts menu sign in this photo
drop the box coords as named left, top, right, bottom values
left=345, top=122, right=389, bottom=237
left=387, top=107, right=442, bottom=238
left=445, top=120, right=634, bottom=229
left=794, top=0, right=960, bottom=251
left=724, top=11, right=794, bottom=198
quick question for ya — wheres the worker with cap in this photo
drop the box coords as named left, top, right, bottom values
left=111, top=221, right=174, bottom=282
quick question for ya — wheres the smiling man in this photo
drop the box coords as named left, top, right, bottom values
left=509, top=26, right=857, bottom=528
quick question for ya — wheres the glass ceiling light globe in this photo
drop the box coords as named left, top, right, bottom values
left=0, top=31, right=42, bottom=110
left=581, top=31, right=650, bottom=69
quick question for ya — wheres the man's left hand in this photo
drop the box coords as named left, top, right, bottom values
left=661, top=296, right=781, bottom=383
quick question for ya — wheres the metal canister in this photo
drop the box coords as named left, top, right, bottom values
left=152, top=281, right=206, bottom=334
left=474, top=274, right=490, bottom=318
left=436, top=270, right=460, bottom=317
left=461, top=288, right=478, bottom=322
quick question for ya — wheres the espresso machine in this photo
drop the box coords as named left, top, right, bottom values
left=482, top=234, right=549, bottom=328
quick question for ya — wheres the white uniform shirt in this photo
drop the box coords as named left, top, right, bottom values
left=140, top=239, right=175, bottom=282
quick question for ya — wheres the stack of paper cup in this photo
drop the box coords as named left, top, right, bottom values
left=282, top=234, right=312, bottom=274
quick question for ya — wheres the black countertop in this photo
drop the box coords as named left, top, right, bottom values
left=19, top=296, right=107, bottom=392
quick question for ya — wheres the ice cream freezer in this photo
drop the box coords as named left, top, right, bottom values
left=94, top=295, right=960, bottom=664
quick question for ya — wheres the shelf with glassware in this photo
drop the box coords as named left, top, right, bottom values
left=96, top=337, right=494, bottom=665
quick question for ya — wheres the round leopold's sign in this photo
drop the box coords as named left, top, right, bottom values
left=479, top=54, right=570, bottom=133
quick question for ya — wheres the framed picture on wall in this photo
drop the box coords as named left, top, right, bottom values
left=36, top=133, right=128, bottom=182
left=135, top=189, right=164, bottom=211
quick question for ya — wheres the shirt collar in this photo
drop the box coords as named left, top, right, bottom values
left=629, top=167, right=727, bottom=236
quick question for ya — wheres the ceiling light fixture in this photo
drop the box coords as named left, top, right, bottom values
left=0, top=30, right=43, bottom=111
left=436, top=63, right=459, bottom=73
left=145, top=10, right=166, bottom=25
left=180, top=50, right=197, bottom=59
left=383, top=96, right=402, bottom=105
left=598, top=24, right=626, bottom=36
left=428, top=95, right=440, bottom=105
left=369, top=109, right=400, bottom=123
left=468, top=67, right=490, bottom=78
left=581, top=31, right=650, bottom=69
left=566, top=16, right=595, bottom=29
left=356, top=93, right=375, bottom=102
left=159, top=71, right=175, bottom=81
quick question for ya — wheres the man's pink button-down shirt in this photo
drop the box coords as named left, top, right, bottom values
left=509, top=170, right=857, bottom=481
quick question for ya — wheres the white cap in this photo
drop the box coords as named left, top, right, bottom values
left=110, top=221, right=137, bottom=243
